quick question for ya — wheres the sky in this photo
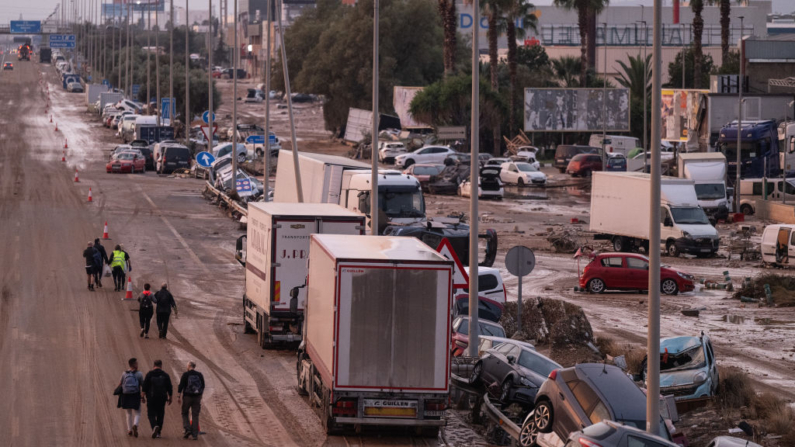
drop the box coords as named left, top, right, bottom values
left=1, top=0, right=792, bottom=25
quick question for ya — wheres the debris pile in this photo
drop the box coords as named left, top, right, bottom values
left=545, top=226, right=584, bottom=253
left=732, top=273, right=795, bottom=306
left=500, top=297, right=594, bottom=348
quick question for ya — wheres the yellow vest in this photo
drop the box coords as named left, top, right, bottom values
left=111, top=250, right=126, bottom=268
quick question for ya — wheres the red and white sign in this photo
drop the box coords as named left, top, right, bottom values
left=200, top=124, right=218, bottom=142
left=436, top=238, right=469, bottom=289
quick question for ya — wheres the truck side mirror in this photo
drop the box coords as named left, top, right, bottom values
left=357, top=191, right=370, bottom=215
left=507, top=355, right=516, bottom=365
left=234, top=235, right=246, bottom=266
left=289, top=282, right=307, bottom=314
left=664, top=218, right=673, bottom=227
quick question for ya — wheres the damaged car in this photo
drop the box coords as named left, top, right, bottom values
left=643, top=335, right=719, bottom=401
left=459, top=166, right=504, bottom=199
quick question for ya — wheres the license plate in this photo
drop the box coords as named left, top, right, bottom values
left=701, top=249, right=711, bottom=253
left=363, top=399, right=417, bottom=418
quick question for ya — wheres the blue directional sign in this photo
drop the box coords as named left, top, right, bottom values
left=195, top=151, right=216, bottom=168
left=49, top=34, right=76, bottom=48
left=11, top=21, right=41, bottom=34
left=102, top=79, right=110, bottom=87
left=132, top=84, right=141, bottom=95
left=236, top=178, right=254, bottom=197
left=161, top=97, right=176, bottom=121
left=245, top=134, right=278, bottom=145
left=202, top=110, right=215, bottom=124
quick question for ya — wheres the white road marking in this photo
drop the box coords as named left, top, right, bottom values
left=138, top=188, right=210, bottom=274
left=12, top=416, right=18, bottom=437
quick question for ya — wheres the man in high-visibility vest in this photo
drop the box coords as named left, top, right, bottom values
left=111, top=245, right=127, bottom=291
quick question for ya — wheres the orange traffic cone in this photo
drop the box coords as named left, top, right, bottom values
left=49, top=114, right=52, bottom=123
left=64, top=139, right=68, bottom=149
left=61, top=151, right=65, bottom=162
left=87, top=188, right=93, bottom=202
left=74, top=168, right=79, bottom=182
left=54, top=123, right=58, bottom=132
left=124, top=277, right=134, bottom=300
left=103, top=222, right=109, bottom=239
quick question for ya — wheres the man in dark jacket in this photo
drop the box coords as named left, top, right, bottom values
left=177, top=361, right=204, bottom=440
left=153, top=283, right=177, bottom=339
left=138, top=283, right=155, bottom=338
left=93, top=239, right=109, bottom=287
left=141, top=359, right=173, bottom=439
left=82, top=242, right=96, bottom=291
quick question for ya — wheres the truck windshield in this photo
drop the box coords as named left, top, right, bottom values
left=719, top=140, right=765, bottom=161
left=694, top=183, right=725, bottom=200
left=670, top=207, right=710, bottom=225
left=378, top=186, right=425, bottom=218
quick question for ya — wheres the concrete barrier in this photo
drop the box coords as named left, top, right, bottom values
left=755, top=200, right=795, bottom=224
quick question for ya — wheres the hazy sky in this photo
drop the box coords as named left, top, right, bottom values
left=2, top=0, right=792, bottom=24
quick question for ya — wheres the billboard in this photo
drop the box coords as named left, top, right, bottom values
left=524, top=88, right=630, bottom=132
left=661, top=89, right=709, bottom=146
left=393, top=87, right=429, bottom=129
left=344, top=108, right=373, bottom=143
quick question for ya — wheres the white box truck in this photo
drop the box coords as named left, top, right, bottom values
left=235, top=203, right=366, bottom=348
left=274, top=150, right=426, bottom=230
left=590, top=172, right=720, bottom=257
left=676, top=153, right=730, bottom=223
left=296, top=234, right=453, bottom=434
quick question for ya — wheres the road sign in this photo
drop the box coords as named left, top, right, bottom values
left=102, top=79, right=110, bottom=87
left=161, top=97, right=176, bottom=121
left=437, top=126, right=467, bottom=140
left=236, top=178, right=254, bottom=197
left=200, top=124, right=218, bottom=142
left=11, top=21, right=41, bottom=34
left=245, top=134, right=277, bottom=145
left=49, top=34, right=76, bottom=48
left=505, top=246, right=536, bottom=330
left=436, top=238, right=468, bottom=289
left=195, top=151, right=216, bottom=168
left=132, top=84, right=140, bottom=95
left=202, top=110, right=215, bottom=124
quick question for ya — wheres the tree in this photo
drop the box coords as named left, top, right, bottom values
left=707, top=0, right=741, bottom=63
left=690, top=0, right=704, bottom=88
left=615, top=54, right=650, bottom=102
left=551, top=55, right=581, bottom=87
left=503, top=1, right=538, bottom=135
left=713, top=50, right=739, bottom=75
left=516, top=43, right=549, bottom=70
left=552, top=0, right=610, bottom=87
left=481, top=0, right=508, bottom=153
left=213, top=32, right=229, bottom=66
left=666, top=48, right=714, bottom=88
left=438, top=0, right=457, bottom=76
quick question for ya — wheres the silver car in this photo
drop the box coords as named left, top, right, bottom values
left=564, top=421, right=678, bottom=447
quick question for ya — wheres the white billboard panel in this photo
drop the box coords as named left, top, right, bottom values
left=524, top=88, right=630, bottom=132
left=343, top=108, right=372, bottom=143
left=393, top=87, right=428, bottom=129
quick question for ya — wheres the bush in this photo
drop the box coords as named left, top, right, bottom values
left=716, top=367, right=755, bottom=410
left=766, top=408, right=794, bottom=435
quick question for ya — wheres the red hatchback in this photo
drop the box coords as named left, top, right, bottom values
left=579, top=252, right=695, bottom=295
left=106, top=152, right=146, bottom=173
left=566, top=153, right=602, bottom=177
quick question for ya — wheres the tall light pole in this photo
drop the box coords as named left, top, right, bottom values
left=646, top=0, right=663, bottom=436
left=370, top=0, right=379, bottom=233
left=146, top=1, right=151, bottom=111
left=126, top=1, right=131, bottom=96
left=467, top=0, right=480, bottom=357
left=263, top=0, right=271, bottom=201
left=208, top=0, right=214, bottom=164
left=232, top=0, right=238, bottom=196
left=169, top=0, right=174, bottom=128
left=185, top=0, right=190, bottom=144
left=155, top=0, right=161, bottom=126
left=278, top=0, right=304, bottom=202
left=735, top=16, right=744, bottom=209
left=601, top=22, right=608, bottom=167
left=637, top=17, right=648, bottom=154
left=681, top=23, right=686, bottom=89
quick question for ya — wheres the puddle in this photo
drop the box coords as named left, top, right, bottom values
left=723, top=314, right=746, bottom=324
left=722, top=315, right=795, bottom=327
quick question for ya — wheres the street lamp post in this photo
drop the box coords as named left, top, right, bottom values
left=601, top=22, right=607, bottom=168
left=370, top=0, right=379, bottom=233
left=735, top=16, right=744, bottom=210
left=185, top=0, right=190, bottom=145
left=263, top=0, right=271, bottom=201
left=467, top=0, right=480, bottom=357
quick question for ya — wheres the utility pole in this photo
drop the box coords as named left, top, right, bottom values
left=682, top=23, right=686, bottom=89
left=601, top=22, right=608, bottom=168
left=263, top=0, right=271, bottom=201
left=156, top=0, right=161, bottom=126
left=126, top=1, right=130, bottom=96
left=185, top=0, right=190, bottom=144
left=736, top=16, right=744, bottom=209
left=208, top=0, right=214, bottom=162
left=232, top=0, right=238, bottom=196
left=278, top=0, right=303, bottom=202
left=147, top=2, right=151, bottom=111
left=169, top=0, right=174, bottom=128
left=646, top=0, right=662, bottom=436
left=467, top=0, right=480, bottom=357
left=370, top=0, right=379, bottom=233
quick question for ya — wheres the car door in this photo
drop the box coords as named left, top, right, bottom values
left=777, top=227, right=791, bottom=264
left=625, top=256, right=650, bottom=290
left=598, top=256, right=624, bottom=288
left=432, top=148, right=449, bottom=164
left=505, top=164, right=519, bottom=184
left=483, top=343, right=513, bottom=383
left=660, top=207, right=677, bottom=250
left=705, top=339, right=718, bottom=393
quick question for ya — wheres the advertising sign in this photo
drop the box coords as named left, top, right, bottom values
left=393, top=87, right=428, bottom=129
left=661, top=89, right=709, bottom=145
left=524, top=88, right=630, bottom=132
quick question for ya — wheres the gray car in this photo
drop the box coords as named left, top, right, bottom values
left=519, top=364, right=671, bottom=447
left=564, top=421, right=678, bottom=447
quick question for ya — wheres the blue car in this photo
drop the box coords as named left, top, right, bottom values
left=644, top=335, right=719, bottom=401
left=605, top=154, right=627, bottom=171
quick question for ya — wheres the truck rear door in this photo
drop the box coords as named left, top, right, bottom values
left=272, top=219, right=315, bottom=311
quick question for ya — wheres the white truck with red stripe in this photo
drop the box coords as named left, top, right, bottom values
left=236, top=203, right=365, bottom=348
left=296, top=234, right=453, bottom=434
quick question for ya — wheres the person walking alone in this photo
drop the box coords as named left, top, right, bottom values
left=142, top=359, right=173, bottom=438
left=138, top=283, right=155, bottom=338
left=153, top=283, right=177, bottom=339
left=117, top=357, right=144, bottom=438
left=83, top=242, right=96, bottom=291
left=110, top=245, right=127, bottom=291
left=178, top=361, right=205, bottom=440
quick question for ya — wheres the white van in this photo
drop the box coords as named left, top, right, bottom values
left=739, top=178, right=795, bottom=215
left=119, top=114, right=140, bottom=141
left=589, top=135, right=640, bottom=157
left=761, top=224, right=795, bottom=266
left=462, top=266, right=506, bottom=304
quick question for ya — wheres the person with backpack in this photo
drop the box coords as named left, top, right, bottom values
left=141, top=359, right=173, bottom=439
left=138, top=283, right=155, bottom=338
left=93, top=238, right=109, bottom=288
left=117, top=357, right=144, bottom=438
left=83, top=242, right=96, bottom=291
left=177, top=361, right=205, bottom=440
left=153, top=283, right=178, bottom=339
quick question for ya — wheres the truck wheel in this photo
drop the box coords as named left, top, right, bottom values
left=588, top=278, right=605, bottom=294
left=661, top=279, right=679, bottom=295
left=612, top=237, right=625, bottom=252
left=740, top=204, right=754, bottom=215
left=403, top=159, right=414, bottom=168
left=517, top=178, right=525, bottom=187
left=666, top=242, right=680, bottom=257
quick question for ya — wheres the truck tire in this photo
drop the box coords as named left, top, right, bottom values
left=612, top=236, right=626, bottom=252
left=740, top=204, right=754, bottom=215
left=666, top=241, right=680, bottom=257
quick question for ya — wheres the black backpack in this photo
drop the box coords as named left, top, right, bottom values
left=150, top=373, right=169, bottom=398
left=186, top=374, right=203, bottom=395
left=140, top=293, right=154, bottom=309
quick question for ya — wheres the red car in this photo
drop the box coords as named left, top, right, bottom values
left=403, top=163, right=444, bottom=191
left=106, top=152, right=146, bottom=173
left=566, top=153, right=603, bottom=177
left=579, top=252, right=695, bottom=295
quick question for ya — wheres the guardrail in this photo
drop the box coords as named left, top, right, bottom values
left=204, top=181, right=248, bottom=217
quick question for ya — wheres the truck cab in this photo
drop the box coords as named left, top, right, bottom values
left=677, top=153, right=730, bottom=223
left=778, top=121, right=795, bottom=174
left=717, top=120, right=780, bottom=180
left=342, top=170, right=425, bottom=229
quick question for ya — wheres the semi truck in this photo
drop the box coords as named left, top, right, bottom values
left=296, top=234, right=452, bottom=434
left=235, top=203, right=365, bottom=348
left=39, top=48, right=51, bottom=63
left=778, top=120, right=795, bottom=174
left=18, top=44, right=31, bottom=61
left=591, top=172, right=720, bottom=257
left=676, top=153, right=730, bottom=223
left=716, top=120, right=781, bottom=180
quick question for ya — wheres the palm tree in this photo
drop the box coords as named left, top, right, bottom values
left=481, top=0, right=507, bottom=153
left=551, top=56, right=582, bottom=88
left=707, top=0, right=741, bottom=64
left=615, top=54, right=651, bottom=100
left=691, top=0, right=704, bottom=88
left=438, top=0, right=457, bottom=76
left=552, top=0, right=610, bottom=87
left=503, top=0, right=538, bottom=135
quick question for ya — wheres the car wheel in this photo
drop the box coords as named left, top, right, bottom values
left=470, top=362, right=482, bottom=385
left=612, top=236, right=625, bottom=252
left=517, top=177, right=525, bottom=187
left=661, top=278, right=679, bottom=295
left=238, top=153, right=247, bottom=164
left=588, top=278, right=605, bottom=294
left=500, top=379, right=513, bottom=403
left=519, top=415, right=539, bottom=447
left=256, top=148, right=264, bottom=158
left=403, top=159, right=414, bottom=168
left=740, top=204, right=754, bottom=215
left=666, top=241, right=679, bottom=257
left=534, top=400, right=553, bottom=433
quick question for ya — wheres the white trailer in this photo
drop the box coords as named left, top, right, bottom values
left=297, top=234, right=453, bottom=434
left=237, top=203, right=365, bottom=348
left=590, top=172, right=720, bottom=257
left=676, top=153, right=730, bottom=222
left=85, top=83, right=109, bottom=108
left=99, top=92, right=123, bottom=112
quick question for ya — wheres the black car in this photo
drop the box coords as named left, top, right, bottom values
left=554, top=145, right=599, bottom=173
left=138, top=147, right=155, bottom=170
left=519, top=364, right=671, bottom=447
left=472, top=340, right=561, bottom=409
left=223, top=68, right=247, bottom=79
left=382, top=223, right=497, bottom=267
left=158, top=146, right=191, bottom=174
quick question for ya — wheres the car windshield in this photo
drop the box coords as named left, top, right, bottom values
left=694, top=183, right=726, bottom=201
left=660, top=344, right=706, bottom=372
left=719, top=140, right=767, bottom=162
left=620, top=420, right=671, bottom=440
left=456, top=321, right=505, bottom=337
left=413, top=166, right=442, bottom=176
left=117, top=153, right=136, bottom=160
left=378, top=186, right=425, bottom=218
left=516, top=163, right=538, bottom=172
left=670, top=207, right=710, bottom=225
left=517, top=351, right=558, bottom=376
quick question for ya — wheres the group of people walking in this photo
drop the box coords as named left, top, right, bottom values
left=81, top=239, right=131, bottom=292
left=137, top=283, right=178, bottom=339
left=116, top=358, right=205, bottom=440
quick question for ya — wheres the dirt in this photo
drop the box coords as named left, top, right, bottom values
left=732, top=273, right=795, bottom=306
